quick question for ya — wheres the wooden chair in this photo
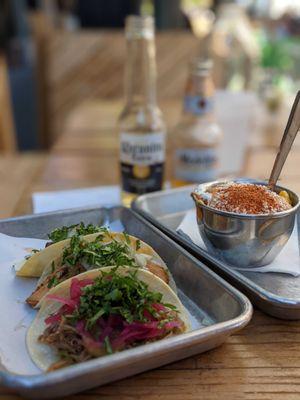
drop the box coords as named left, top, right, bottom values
left=0, top=55, right=17, bottom=153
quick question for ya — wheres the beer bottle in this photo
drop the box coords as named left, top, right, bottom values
left=119, top=15, right=166, bottom=206
left=171, top=58, right=222, bottom=186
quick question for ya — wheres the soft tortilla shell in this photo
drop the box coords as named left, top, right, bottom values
left=27, top=266, right=190, bottom=371
left=26, top=232, right=177, bottom=306
left=17, top=232, right=165, bottom=277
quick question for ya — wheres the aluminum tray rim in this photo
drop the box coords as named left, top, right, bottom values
left=0, top=301, right=252, bottom=390
left=0, top=206, right=253, bottom=393
left=132, top=191, right=300, bottom=311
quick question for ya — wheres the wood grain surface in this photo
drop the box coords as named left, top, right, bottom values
left=44, top=30, right=199, bottom=139
left=0, top=153, right=46, bottom=218
left=1, top=100, right=300, bottom=400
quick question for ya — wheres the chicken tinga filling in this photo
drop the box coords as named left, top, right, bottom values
left=39, top=268, right=185, bottom=371
left=27, top=230, right=169, bottom=307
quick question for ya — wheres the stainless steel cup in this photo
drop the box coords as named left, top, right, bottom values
left=191, top=179, right=299, bottom=268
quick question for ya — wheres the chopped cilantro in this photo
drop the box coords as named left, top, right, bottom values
left=163, top=303, right=177, bottom=310
left=48, top=223, right=106, bottom=243
left=61, top=235, right=138, bottom=270
left=48, top=225, right=75, bottom=243
left=51, top=261, right=55, bottom=273
left=104, top=336, right=113, bottom=354
left=68, top=268, right=177, bottom=331
left=47, top=275, right=59, bottom=288
left=122, top=231, right=130, bottom=245
left=136, top=240, right=141, bottom=251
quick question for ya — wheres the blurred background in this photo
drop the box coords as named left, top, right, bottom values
left=1, top=0, right=300, bottom=153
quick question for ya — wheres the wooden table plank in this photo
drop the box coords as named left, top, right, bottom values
left=0, top=153, right=46, bottom=218
left=3, top=312, right=300, bottom=400
left=13, top=153, right=119, bottom=216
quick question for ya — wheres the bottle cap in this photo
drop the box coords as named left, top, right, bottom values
left=125, top=15, right=154, bottom=39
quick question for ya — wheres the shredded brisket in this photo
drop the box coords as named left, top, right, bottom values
left=39, top=319, right=93, bottom=369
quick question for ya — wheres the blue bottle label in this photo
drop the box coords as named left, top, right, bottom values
left=175, top=148, right=218, bottom=183
left=184, top=95, right=214, bottom=116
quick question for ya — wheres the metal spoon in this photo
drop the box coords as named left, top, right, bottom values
left=268, top=91, right=300, bottom=191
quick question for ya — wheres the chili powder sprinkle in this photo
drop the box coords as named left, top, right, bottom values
left=207, top=183, right=292, bottom=215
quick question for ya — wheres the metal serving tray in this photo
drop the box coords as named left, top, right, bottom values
left=0, top=206, right=251, bottom=399
left=133, top=186, right=300, bottom=320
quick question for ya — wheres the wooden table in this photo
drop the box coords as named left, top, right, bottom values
left=1, top=100, right=300, bottom=400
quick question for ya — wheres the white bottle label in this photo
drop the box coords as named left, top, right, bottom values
left=120, top=132, right=165, bottom=166
left=175, top=148, right=218, bottom=182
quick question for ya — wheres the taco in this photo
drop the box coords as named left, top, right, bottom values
left=16, top=223, right=105, bottom=278
left=27, top=266, right=190, bottom=371
left=25, top=229, right=176, bottom=307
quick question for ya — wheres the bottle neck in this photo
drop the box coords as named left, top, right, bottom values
left=124, top=36, right=157, bottom=108
left=183, top=73, right=215, bottom=116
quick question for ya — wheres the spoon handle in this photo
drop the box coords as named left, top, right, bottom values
left=268, top=91, right=300, bottom=190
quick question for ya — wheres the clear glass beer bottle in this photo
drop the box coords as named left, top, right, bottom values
left=119, top=15, right=166, bottom=206
left=171, top=58, right=222, bottom=186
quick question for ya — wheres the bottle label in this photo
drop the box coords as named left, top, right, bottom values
left=184, top=95, right=214, bottom=116
left=175, top=148, right=218, bottom=183
left=120, top=132, right=165, bottom=194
